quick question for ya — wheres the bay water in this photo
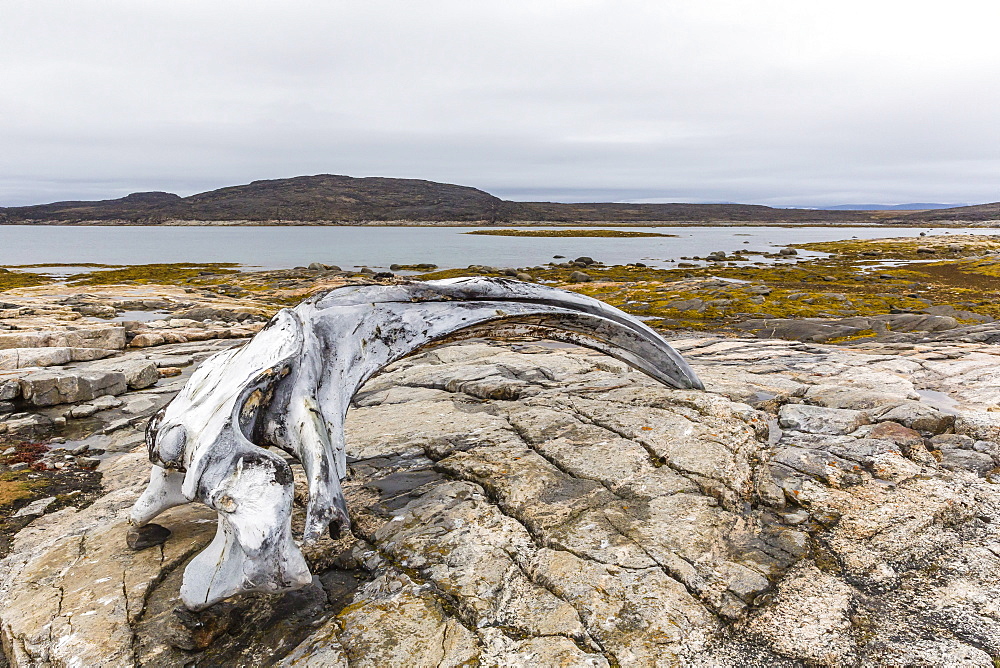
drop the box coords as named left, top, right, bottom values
left=2, top=225, right=996, bottom=271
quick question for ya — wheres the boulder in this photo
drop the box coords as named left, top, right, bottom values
left=87, top=359, right=160, bottom=390
left=0, top=347, right=71, bottom=369
left=18, top=369, right=128, bottom=406
left=874, top=402, right=954, bottom=435
left=667, top=298, right=706, bottom=312
left=938, top=449, right=996, bottom=476
left=568, top=271, right=592, bottom=283
left=0, top=379, right=20, bottom=401
left=778, top=404, right=869, bottom=435
left=871, top=313, right=959, bottom=333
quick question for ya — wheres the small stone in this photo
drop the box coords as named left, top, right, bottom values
left=515, top=273, right=534, bottom=282
left=9, top=462, right=28, bottom=471
left=13, top=496, right=57, bottom=518
left=69, top=404, right=99, bottom=418
left=781, top=509, right=811, bottom=525
left=158, top=367, right=183, bottom=377
left=1, top=447, right=14, bottom=455
left=76, top=457, right=100, bottom=470
left=568, top=271, right=592, bottom=283
left=104, top=418, right=133, bottom=434
left=122, top=396, right=157, bottom=415
left=92, top=395, right=124, bottom=410
left=574, top=256, right=595, bottom=265
left=127, top=523, right=172, bottom=550
left=69, top=443, right=89, bottom=455
left=779, top=247, right=798, bottom=256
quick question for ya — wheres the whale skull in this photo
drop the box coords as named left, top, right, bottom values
left=130, top=277, right=703, bottom=610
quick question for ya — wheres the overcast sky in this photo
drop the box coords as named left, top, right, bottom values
left=2, top=1, right=999, bottom=207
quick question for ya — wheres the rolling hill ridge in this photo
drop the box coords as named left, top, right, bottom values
left=1, top=175, right=996, bottom=225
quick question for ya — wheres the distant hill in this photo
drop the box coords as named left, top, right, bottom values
left=0, top=175, right=513, bottom=223
left=0, top=174, right=996, bottom=225
left=899, top=202, right=1000, bottom=222
left=811, top=203, right=965, bottom=211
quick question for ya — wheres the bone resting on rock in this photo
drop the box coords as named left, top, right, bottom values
left=130, top=277, right=703, bottom=610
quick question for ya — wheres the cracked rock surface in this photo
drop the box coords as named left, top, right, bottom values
left=3, top=337, right=1000, bottom=666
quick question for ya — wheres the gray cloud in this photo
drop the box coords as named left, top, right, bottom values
left=2, top=0, right=998, bottom=207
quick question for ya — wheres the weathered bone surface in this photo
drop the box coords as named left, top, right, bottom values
left=130, top=277, right=703, bottom=609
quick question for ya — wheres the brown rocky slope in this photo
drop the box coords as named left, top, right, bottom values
left=6, top=174, right=996, bottom=225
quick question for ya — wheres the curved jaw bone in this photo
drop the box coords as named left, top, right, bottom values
left=131, top=277, right=703, bottom=610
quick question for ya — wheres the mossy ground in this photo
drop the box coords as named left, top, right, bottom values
left=66, top=262, right=241, bottom=286
left=0, top=472, right=44, bottom=507
left=0, top=442, right=104, bottom=557
left=419, top=234, right=1000, bottom=332
left=0, top=268, right=52, bottom=291
left=4, top=233, right=998, bottom=336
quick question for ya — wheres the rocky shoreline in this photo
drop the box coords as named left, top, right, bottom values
left=3, top=241, right=1000, bottom=666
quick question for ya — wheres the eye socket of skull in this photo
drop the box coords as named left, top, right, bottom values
left=151, top=423, right=188, bottom=469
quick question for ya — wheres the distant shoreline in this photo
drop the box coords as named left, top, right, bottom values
left=2, top=219, right=998, bottom=228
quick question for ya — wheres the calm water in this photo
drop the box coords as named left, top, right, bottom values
left=2, top=225, right=995, bottom=271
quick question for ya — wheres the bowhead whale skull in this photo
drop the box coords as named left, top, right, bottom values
left=131, top=277, right=703, bottom=610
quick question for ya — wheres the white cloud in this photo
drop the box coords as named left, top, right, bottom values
left=1, top=0, right=998, bottom=206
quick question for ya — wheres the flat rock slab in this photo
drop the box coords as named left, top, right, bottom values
left=18, top=368, right=128, bottom=406
left=0, top=347, right=116, bottom=370
left=3, top=340, right=1000, bottom=667
left=0, top=327, right=126, bottom=351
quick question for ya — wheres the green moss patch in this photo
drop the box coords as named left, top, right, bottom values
left=0, top=268, right=53, bottom=291
left=0, top=473, right=44, bottom=507
left=66, top=263, right=241, bottom=286
left=418, top=234, right=1000, bottom=334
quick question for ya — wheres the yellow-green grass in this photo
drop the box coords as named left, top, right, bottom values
left=66, top=263, right=241, bottom=286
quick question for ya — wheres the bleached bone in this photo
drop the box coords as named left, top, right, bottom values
left=131, top=277, right=703, bottom=610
